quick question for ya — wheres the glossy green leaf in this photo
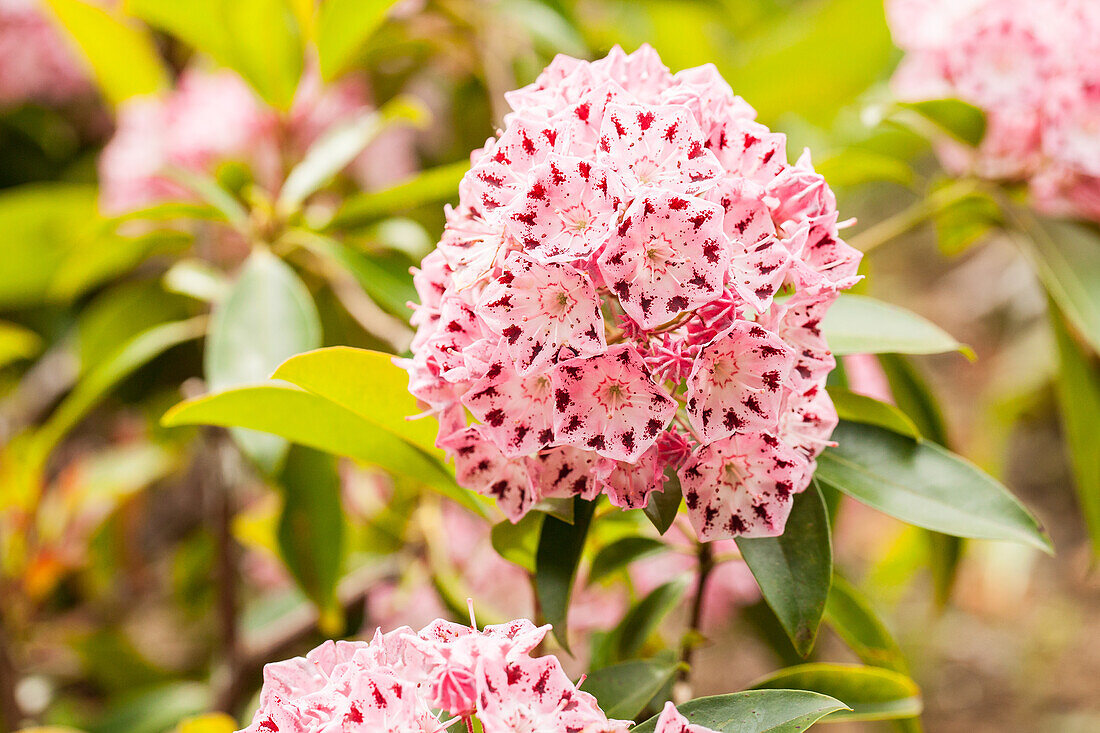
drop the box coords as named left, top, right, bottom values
left=822, top=294, right=968, bottom=357
left=827, top=387, right=920, bottom=439
left=160, top=384, right=482, bottom=513
left=603, top=578, right=689, bottom=666
left=277, top=445, right=345, bottom=616
left=42, top=0, right=168, bottom=105
left=933, top=188, right=1001, bottom=256
left=490, top=512, right=543, bottom=573
left=278, top=96, right=428, bottom=213
left=76, top=279, right=191, bottom=372
left=815, top=149, right=915, bottom=189
left=1006, top=207, right=1100, bottom=355
left=205, top=249, right=322, bottom=473
left=631, top=690, right=848, bottom=733
left=0, top=321, right=42, bottom=369
left=751, top=663, right=921, bottom=722
left=1051, top=308, right=1100, bottom=559
left=898, top=99, right=987, bottom=147
left=643, top=470, right=682, bottom=535
left=824, top=575, right=908, bottom=673
left=580, top=658, right=679, bottom=720
left=291, top=231, right=417, bottom=318
left=50, top=229, right=191, bottom=301
left=535, top=497, right=595, bottom=652
left=875, top=354, right=950, bottom=446
left=815, top=421, right=1052, bottom=553
left=89, top=681, right=210, bottom=733
left=317, top=0, right=401, bottom=80
left=328, top=160, right=467, bottom=229
left=588, top=536, right=669, bottom=586
left=270, top=346, right=441, bottom=458
left=737, top=484, right=832, bottom=657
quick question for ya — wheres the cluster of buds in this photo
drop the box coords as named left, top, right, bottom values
left=888, top=0, right=1100, bottom=220
left=240, top=614, right=717, bottom=732
left=404, top=45, right=860, bottom=541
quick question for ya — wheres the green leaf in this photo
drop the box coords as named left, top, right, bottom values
left=277, top=96, right=428, bottom=214
left=128, top=0, right=303, bottom=109
left=164, top=166, right=250, bottom=232
left=1005, top=207, right=1100, bottom=355
left=822, top=294, right=969, bottom=357
left=205, top=249, right=322, bottom=473
left=898, top=99, right=987, bottom=147
left=580, top=658, right=679, bottom=720
left=630, top=690, right=848, bottom=733
left=535, top=496, right=595, bottom=652
left=814, top=149, right=915, bottom=189
left=277, top=445, right=345, bottom=617
left=42, top=0, right=168, bottom=105
left=827, top=387, right=920, bottom=439
left=490, top=512, right=543, bottom=572
left=50, top=229, right=191, bottom=301
left=588, top=536, right=669, bottom=586
left=293, top=232, right=416, bottom=317
left=89, top=682, right=210, bottom=733
left=643, top=470, right=682, bottom=535
left=815, top=421, right=1052, bottom=553
left=160, top=383, right=483, bottom=514
left=751, top=663, right=922, bottom=722
left=270, top=346, right=442, bottom=459
left=601, top=578, right=689, bottom=666
left=163, top=259, right=231, bottom=303
left=77, top=279, right=191, bottom=372
left=1050, top=307, right=1100, bottom=559
left=0, top=321, right=42, bottom=369
left=875, top=354, right=949, bottom=445
left=933, top=188, right=1001, bottom=256
left=736, top=484, right=832, bottom=657
left=317, top=0, right=401, bottom=80
left=824, top=575, right=908, bottom=673
left=327, top=160, right=468, bottom=230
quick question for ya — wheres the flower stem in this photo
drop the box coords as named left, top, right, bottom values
left=848, top=178, right=981, bottom=254
left=464, top=715, right=475, bottom=733
left=679, top=541, right=716, bottom=686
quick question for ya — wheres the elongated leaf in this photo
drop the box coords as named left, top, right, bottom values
left=328, top=160, right=467, bottom=229
left=822, top=294, right=968, bottom=357
left=271, top=346, right=441, bottom=457
left=736, top=484, right=832, bottom=657
left=824, top=575, right=908, bottom=673
left=535, top=497, right=595, bottom=652
left=751, top=663, right=921, bottom=722
left=600, top=578, right=690, bottom=667
left=0, top=321, right=42, bottom=369
left=580, top=658, right=679, bottom=720
left=816, top=421, right=1052, bottom=552
left=205, top=249, right=321, bottom=473
left=643, top=470, right=682, bottom=535
left=278, top=96, right=428, bottom=213
left=1051, top=308, right=1100, bottom=558
left=490, top=512, right=543, bottom=572
left=1006, top=208, right=1100, bottom=359
left=631, top=690, right=848, bottom=733
left=43, top=0, right=168, bottom=105
left=160, top=384, right=486, bottom=515
left=317, top=0, right=401, bottom=80
left=293, top=232, right=416, bottom=317
left=89, top=681, right=210, bottom=733
left=827, top=387, right=920, bottom=439
left=277, top=445, right=345, bottom=618
left=588, top=536, right=669, bottom=586
left=898, top=99, right=986, bottom=147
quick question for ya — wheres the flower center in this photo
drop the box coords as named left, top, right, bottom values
left=539, top=287, right=576, bottom=321
left=595, top=378, right=631, bottom=411
left=559, top=204, right=592, bottom=232
left=638, top=234, right=682, bottom=280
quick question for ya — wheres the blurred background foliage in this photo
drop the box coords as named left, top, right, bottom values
left=0, top=1, right=1098, bottom=732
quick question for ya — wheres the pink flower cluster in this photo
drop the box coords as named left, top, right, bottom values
left=888, top=0, right=1100, bottom=220
left=98, top=65, right=415, bottom=214
left=404, top=45, right=860, bottom=540
left=0, top=0, right=93, bottom=107
left=239, top=616, right=717, bottom=732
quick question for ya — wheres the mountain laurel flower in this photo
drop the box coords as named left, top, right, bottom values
left=887, top=0, right=1100, bottom=221
left=402, top=44, right=860, bottom=540
left=238, top=616, right=632, bottom=733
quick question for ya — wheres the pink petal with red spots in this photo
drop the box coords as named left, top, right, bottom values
left=678, top=432, right=803, bottom=540
left=438, top=426, right=538, bottom=522
left=437, top=203, right=512, bottom=290
left=597, top=190, right=731, bottom=329
left=597, top=102, right=723, bottom=195
left=686, top=320, right=794, bottom=444
left=551, top=344, right=676, bottom=462
left=759, top=286, right=837, bottom=393
left=459, top=116, right=565, bottom=218
left=662, top=63, right=757, bottom=139
left=653, top=701, right=721, bottom=733
left=529, top=445, right=602, bottom=501
left=589, top=44, right=674, bottom=103
left=780, top=384, right=839, bottom=465
left=595, top=442, right=669, bottom=510
left=462, top=341, right=555, bottom=457
left=707, top=118, right=787, bottom=185
left=504, top=153, right=627, bottom=264
left=477, top=251, right=606, bottom=374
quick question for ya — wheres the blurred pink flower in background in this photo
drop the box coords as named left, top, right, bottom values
left=0, top=0, right=93, bottom=108
left=888, top=0, right=1100, bottom=221
left=98, top=64, right=416, bottom=214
